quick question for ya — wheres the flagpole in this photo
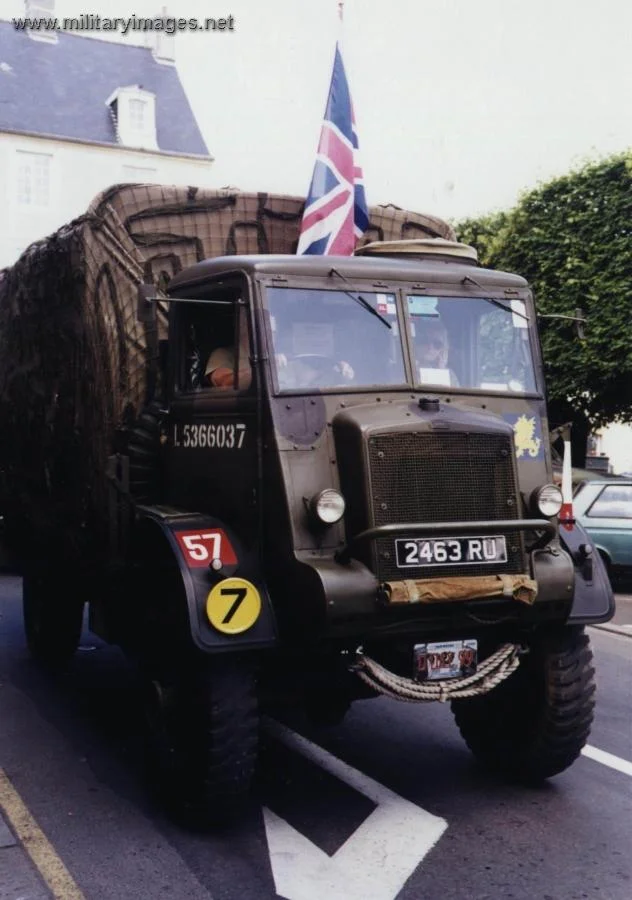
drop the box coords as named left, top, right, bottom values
left=296, top=0, right=369, bottom=255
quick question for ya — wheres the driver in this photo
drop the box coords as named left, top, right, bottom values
left=275, top=320, right=355, bottom=389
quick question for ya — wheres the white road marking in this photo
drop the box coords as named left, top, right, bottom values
left=592, top=622, right=632, bottom=635
left=582, top=745, right=632, bottom=777
left=262, top=719, right=447, bottom=900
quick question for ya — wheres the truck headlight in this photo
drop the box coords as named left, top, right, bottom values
left=310, top=489, right=346, bottom=524
left=533, top=483, right=563, bottom=518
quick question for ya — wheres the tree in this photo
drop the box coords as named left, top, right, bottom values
left=456, top=153, right=632, bottom=466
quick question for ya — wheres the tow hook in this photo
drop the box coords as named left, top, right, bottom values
left=575, top=543, right=594, bottom=581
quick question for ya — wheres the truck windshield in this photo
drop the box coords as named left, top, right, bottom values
left=265, top=287, right=406, bottom=390
left=406, top=295, right=538, bottom=393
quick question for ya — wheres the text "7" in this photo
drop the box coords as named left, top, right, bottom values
left=221, top=587, right=248, bottom=624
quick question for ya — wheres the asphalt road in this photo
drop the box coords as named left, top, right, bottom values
left=0, top=575, right=631, bottom=900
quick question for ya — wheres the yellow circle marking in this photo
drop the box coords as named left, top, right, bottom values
left=206, top=577, right=262, bottom=634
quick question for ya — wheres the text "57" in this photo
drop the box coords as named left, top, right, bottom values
left=175, top=529, right=237, bottom=567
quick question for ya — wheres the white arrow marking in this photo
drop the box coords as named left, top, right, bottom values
left=262, top=719, right=448, bottom=900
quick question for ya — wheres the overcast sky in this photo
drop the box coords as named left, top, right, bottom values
left=5, top=0, right=632, bottom=221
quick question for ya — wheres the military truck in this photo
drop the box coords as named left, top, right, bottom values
left=0, top=185, right=614, bottom=821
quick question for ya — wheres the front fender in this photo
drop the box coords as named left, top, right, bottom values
left=135, top=506, right=278, bottom=653
left=559, top=519, right=615, bottom=624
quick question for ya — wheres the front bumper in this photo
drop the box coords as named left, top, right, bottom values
left=290, top=517, right=575, bottom=643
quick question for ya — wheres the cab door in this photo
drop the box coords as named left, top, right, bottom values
left=163, top=285, right=260, bottom=544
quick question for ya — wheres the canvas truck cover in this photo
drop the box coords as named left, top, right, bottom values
left=0, top=183, right=455, bottom=566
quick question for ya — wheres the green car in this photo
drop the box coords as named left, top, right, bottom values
left=574, top=479, right=632, bottom=580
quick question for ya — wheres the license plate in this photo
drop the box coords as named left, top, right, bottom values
left=414, top=639, right=478, bottom=682
left=395, top=535, right=507, bottom=568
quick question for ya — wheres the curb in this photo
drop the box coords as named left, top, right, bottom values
left=590, top=622, right=632, bottom=639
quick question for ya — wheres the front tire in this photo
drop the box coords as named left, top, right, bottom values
left=142, top=658, right=259, bottom=824
left=23, top=570, right=84, bottom=671
left=452, top=627, right=595, bottom=782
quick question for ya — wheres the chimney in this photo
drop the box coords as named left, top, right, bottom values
left=24, top=0, right=58, bottom=43
left=145, top=6, right=176, bottom=65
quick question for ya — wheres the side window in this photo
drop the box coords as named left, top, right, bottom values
left=177, top=293, right=253, bottom=394
left=587, top=485, right=632, bottom=518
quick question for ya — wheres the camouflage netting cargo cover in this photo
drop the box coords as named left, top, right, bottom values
left=0, top=183, right=455, bottom=566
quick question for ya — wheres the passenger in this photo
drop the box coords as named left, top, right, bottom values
left=414, top=317, right=450, bottom=369
left=205, top=333, right=252, bottom=390
left=413, top=316, right=459, bottom=386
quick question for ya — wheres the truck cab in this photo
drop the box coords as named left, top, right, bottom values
left=159, top=241, right=606, bottom=643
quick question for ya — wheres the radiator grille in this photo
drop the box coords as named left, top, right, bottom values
left=367, top=431, right=525, bottom=580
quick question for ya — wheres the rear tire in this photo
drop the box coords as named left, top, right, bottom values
left=142, top=659, right=259, bottom=824
left=23, top=570, right=84, bottom=672
left=452, top=627, right=595, bottom=782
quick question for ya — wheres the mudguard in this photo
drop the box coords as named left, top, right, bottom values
left=560, top=519, right=615, bottom=624
left=135, top=505, right=278, bottom=652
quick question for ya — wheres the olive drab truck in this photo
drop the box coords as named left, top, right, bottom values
left=0, top=184, right=614, bottom=822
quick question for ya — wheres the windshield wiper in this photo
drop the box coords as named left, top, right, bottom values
left=486, top=296, right=530, bottom=321
left=329, top=268, right=392, bottom=329
left=462, top=276, right=531, bottom=322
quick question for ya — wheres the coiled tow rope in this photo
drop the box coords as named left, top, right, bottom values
left=350, top=642, right=524, bottom=703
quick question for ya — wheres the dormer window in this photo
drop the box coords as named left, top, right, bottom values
left=129, top=98, right=147, bottom=133
left=106, top=86, right=158, bottom=151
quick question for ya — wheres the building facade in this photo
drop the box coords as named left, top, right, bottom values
left=592, top=424, right=632, bottom=477
left=0, top=2, right=214, bottom=269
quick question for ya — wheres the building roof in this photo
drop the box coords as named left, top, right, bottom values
left=0, top=22, right=210, bottom=157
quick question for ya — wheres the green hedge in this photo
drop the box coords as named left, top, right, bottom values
left=456, top=153, right=632, bottom=429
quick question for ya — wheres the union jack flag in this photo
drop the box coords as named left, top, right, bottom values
left=297, top=43, right=369, bottom=255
